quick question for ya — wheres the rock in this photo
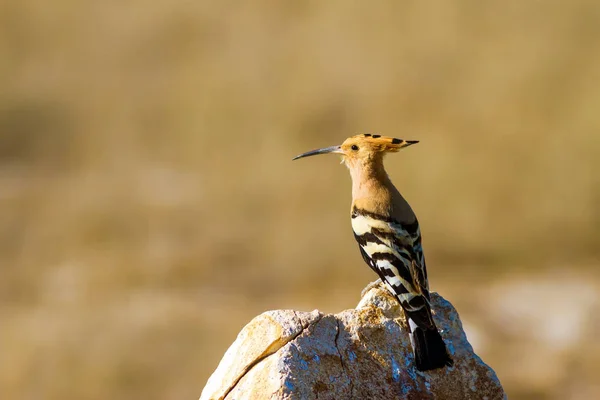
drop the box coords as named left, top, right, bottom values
left=200, top=284, right=506, bottom=400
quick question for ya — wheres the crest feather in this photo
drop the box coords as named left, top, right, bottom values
left=345, top=134, right=418, bottom=152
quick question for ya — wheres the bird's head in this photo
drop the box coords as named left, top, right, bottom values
left=293, top=134, right=418, bottom=168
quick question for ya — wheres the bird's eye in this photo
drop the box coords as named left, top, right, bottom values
left=351, top=145, right=359, bottom=151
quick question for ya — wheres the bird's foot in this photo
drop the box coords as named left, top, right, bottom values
left=361, top=278, right=383, bottom=298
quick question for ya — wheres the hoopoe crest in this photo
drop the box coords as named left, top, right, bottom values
left=293, top=134, right=453, bottom=372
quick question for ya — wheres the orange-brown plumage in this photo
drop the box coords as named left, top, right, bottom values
left=340, top=135, right=417, bottom=224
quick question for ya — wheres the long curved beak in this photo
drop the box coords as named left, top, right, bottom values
left=292, top=145, right=343, bottom=161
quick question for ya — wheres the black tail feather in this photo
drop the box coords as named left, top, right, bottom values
left=412, top=326, right=453, bottom=371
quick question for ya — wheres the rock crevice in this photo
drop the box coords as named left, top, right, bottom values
left=220, top=310, right=324, bottom=399
left=334, top=319, right=354, bottom=398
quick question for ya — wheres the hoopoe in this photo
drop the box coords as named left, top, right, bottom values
left=293, top=134, right=453, bottom=371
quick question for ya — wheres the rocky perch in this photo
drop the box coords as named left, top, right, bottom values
left=200, top=284, right=505, bottom=400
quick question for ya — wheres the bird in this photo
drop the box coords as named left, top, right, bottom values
left=293, top=133, right=453, bottom=371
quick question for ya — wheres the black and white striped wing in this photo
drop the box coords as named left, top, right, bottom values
left=351, top=209, right=434, bottom=329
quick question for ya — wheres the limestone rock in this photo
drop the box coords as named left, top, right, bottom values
left=200, top=284, right=505, bottom=400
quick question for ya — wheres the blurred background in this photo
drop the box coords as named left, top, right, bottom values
left=1, top=1, right=599, bottom=399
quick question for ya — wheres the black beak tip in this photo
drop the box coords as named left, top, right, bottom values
left=406, top=140, right=419, bottom=145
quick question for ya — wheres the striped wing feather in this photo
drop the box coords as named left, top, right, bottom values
left=352, top=209, right=435, bottom=329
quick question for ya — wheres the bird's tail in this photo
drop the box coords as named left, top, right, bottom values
left=407, top=318, right=453, bottom=371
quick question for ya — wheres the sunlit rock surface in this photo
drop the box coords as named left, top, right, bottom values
left=200, top=284, right=505, bottom=400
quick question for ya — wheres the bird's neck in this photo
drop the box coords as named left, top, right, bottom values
left=348, top=157, right=416, bottom=222
left=349, top=158, right=393, bottom=209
